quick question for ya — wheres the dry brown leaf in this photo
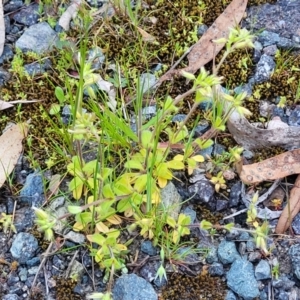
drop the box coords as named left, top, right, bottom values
left=239, top=149, right=300, bottom=184
left=0, top=123, right=29, bottom=188
left=136, top=27, right=156, bottom=43
left=275, top=174, right=300, bottom=234
left=58, top=0, right=82, bottom=31
left=159, top=0, right=247, bottom=82
left=0, top=0, right=4, bottom=57
left=0, top=99, right=43, bottom=111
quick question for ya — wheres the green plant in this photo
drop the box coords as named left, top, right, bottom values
left=271, top=260, right=280, bottom=280
left=0, top=213, right=16, bottom=234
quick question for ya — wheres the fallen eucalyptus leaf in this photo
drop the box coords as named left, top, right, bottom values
left=239, top=149, right=300, bottom=184
left=136, top=27, right=157, bottom=43
left=275, top=174, right=300, bottom=234
left=0, top=123, right=29, bottom=188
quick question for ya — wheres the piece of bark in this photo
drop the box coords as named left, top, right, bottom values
left=227, top=110, right=300, bottom=150
left=275, top=174, right=300, bottom=234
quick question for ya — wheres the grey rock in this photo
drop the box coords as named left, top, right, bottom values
left=87, top=47, right=105, bottom=70
left=14, top=207, right=35, bottom=232
left=20, top=171, right=44, bottom=205
left=141, top=240, right=158, bottom=256
left=197, top=145, right=213, bottom=158
left=258, top=31, right=280, bottom=47
left=86, top=0, right=104, bottom=8
left=26, top=257, right=40, bottom=267
left=246, top=240, right=256, bottom=252
left=4, top=1, right=23, bottom=12
left=18, top=268, right=28, bottom=282
left=263, top=44, right=278, bottom=56
left=225, top=290, right=237, bottom=300
left=278, top=291, right=289, bottom=300
left=253, top=41, right=263, bottom=63
left=142, top=106, right=156, bottom=119
left=229, top=181, right=242, bottom=207
left=288, top=106, right=300, bottom=127
left=248, top=252, right=262, bottom=263
left=205, top=245, right=218, bottom=264
left=194, top=121, right=210, bottom=136
left=0, top=67, right=11, bottom=86
left=160, top=181, right=182, bottom=220
left=140, top=260, right=160, bottom=282
left=16, top=22, right=58, bottom=54
left=260, top=291, right=268, bottom=300
left=198, top=99, right=212, bottom=111
left=0, top=45, right=14, bottom=65
left=139, top=73, right=156, bottom=94
left=28, top=266, right=39, bottom=275
left=292, top=213, right=300, bottom=234
left=239, top=232, right=250, bottom=241
left=255, top=260, right=271, bottom=280
left=273, top=275, right=295, bottom=291
left=181, top=206, right=196, bottom=224
left=288, top=244, right=300, bottom=280
left=213, top=143, right=226, bottom=156
left=24, top=59, right=52, bottom=76
left=172, top=114, right=186, bottom=123
left=217, top=240, right=239, bottom=264
left=3, top=295, right=21, bottom=300
left=4, top=15, right=11, bottom=34
left=216, top=199, right=228, bottom=211
left=209, top=262, right=224, bottom=276
left=13, top=3, right=39, bottom=26
left=226, top=258, right=259, bottom=300
left=10, top=233, right=39, bottom=264
left=188, top=180, right=215, bottom=204
left=65, top=231, right=85, bottom=244
left=112, top=274, right=158, bottom=300
left=254, top=54, right=275, bottom=84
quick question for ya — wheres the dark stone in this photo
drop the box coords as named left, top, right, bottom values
left=141, top=240, right=158, bottom=256
left=10, top=233, right=39, bottom=264
left=0, top=45, right=14, bottom=65
left=112, top=274, right=157, bottom=300
left=24, top=58, right=52, bottom=76
left=229, top=182, right=242, bottom=207
left=288, top=244, right=300, bottom=280
left=4, top=1, right=24, bottom=12
left=227, top=258, right=259, bottom=300
left=172, top=114, right=186, bottom=123
left=254, top=54, right=275, bottom=84
left=188, top=180, right=215, bottom=209
left=20, top=171, right=44, bottom=205
left=209, top=262, right=224, bottom=276
left=217, top=240, right=239, bottom=264
left=288, top=106, right=300, bottom=127
left=14, top=207, right=35, bottom=232
left=216, top=199, right=228, bottom=211
left=13, top=4, right=40, bottom=26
